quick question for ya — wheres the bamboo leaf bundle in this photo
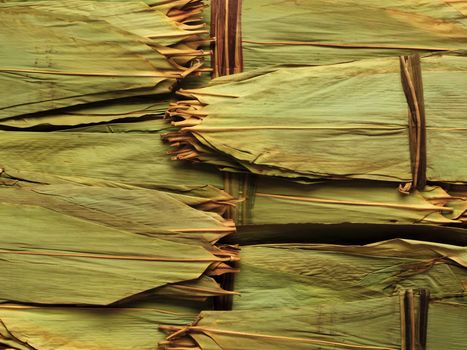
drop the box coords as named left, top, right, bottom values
left=164, top=299, right=403, bottom=350
left=0, top=129, right=224, bottom=192
left=0, top=301, right=202, bottom=350
left=227, top=176, right=467, bottom=227
left=240, top=0, right=467, bottom=70
left=0, top=142, right=235, bottom=219
left=164, top=54, right=467, bottom=185
left=160, top=295, right=466, bottom=350
left=20, top=114, right=465, bottom=227
left=0, top=1, right=206, bottom=119
left=0, top=183, right=234, bottom=242
left=0, top=191, right=239, bottom=305
left=2, top=128, right=463, bottom=227
left=0, top=98, right=169, bottom=130
left=233, top=239, right=467, bottom=310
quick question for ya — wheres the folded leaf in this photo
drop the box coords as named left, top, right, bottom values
left=0, top=198, right=238, bottom=304
left=0, top=301, right=200, bottom=350
left=0, top=1, right=206, bottom=118
left=160, top=297, right=406, bottom=350
left=0, top=130, right=223, bottom=190
left=241, top=0, right=467, bottom=70
left=165, top=55, right=467, bottom=184
left=234, top=239, right=467, bottom=310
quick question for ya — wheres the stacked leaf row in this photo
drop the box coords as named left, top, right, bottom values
left=0, top=1, right=466, bottom=350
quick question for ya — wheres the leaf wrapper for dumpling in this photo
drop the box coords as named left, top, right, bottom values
left=0, top=302, right=201, bottom=350
left=161, top=299, right=403, bottom=350
left=239, top=0, right=467, bottom=70
left=0, top=0, right=207, bottom=118
left=224, top=175, right=467, bottom=227
left=0, top=129, right=223, bottom=190
left=161, top=294, right=467, bottom=350
left=0, top=186, right=240, bottom=305
left=164, top=55, right=467, bottom=184
left=234, top=239, right=467, bottom=310
left=0, top=183, right=234, bottom=242
left=0, top=98, right=169, bottom=130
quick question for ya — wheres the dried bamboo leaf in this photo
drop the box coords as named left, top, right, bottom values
left=228, top=176, right=467, bottom=226
left=0, top=1, right=206, bottom=118
left=0, top=98, right=169, bottom=130
left=0, top=302, right=200, bottom=350
left=165, top=55, right=467, bottom=184
left=234, top=239, right=467, bottom=310
left=160, top=295, right=466, bottom=350
left=427, top=299, right=467, bottom=349
left=0, top=183, right=234, bottom=242
left=241, top=0, right=467, bottom=70
left=161, top=296, right=406, bottom=350
left=0, top=196, right=238, bottom=305
left=152, top=275, right=239, bottom=301
left=0, top=130, right=223, bottom=190
left=63, top=117, right=173, bottom=133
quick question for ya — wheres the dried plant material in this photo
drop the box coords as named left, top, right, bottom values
left=0, top=185, right=239, bottom=304
left=234, top=239, right=467, bottom=310
left=161, top=297, right=467, bottom=350
left=0, top=302, right=201, bottom=350
left=161, top=295, right=454, bottom=350
left=0, top=1, right=206, bottom=119
left=165, top=55, right=467, bottom=184
left=240, top=0, right=467, bottom=70
left=227, top=176, right=467, bottom=227
left=0, top=129, right=223, bottom=191
left=0, top=183, right=234, bottom=242
left=0, top=98, right=169, bottom=130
